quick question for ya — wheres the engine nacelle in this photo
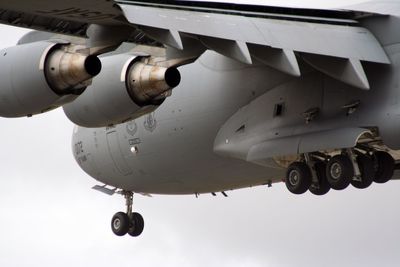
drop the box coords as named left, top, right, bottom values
left=0, top=41, right=101, bottom=117
left=63, top=54, right=181, bottom=127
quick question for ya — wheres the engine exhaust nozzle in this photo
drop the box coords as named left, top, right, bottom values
left=45, top=48, right=102, bottom=94
left=126, top=63, right=181, bottom=104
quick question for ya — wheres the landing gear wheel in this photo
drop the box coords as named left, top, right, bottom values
left=326, top=155, right=354, bottom=190
left=111, top=212, right=130, bottom=236
left=309, top=161, right=331, bottom=196
left=286, top=162, right=312, bottom=195
left=128, top=212, right=145, bottom=237
left=351, top=154, right=374, bottom=189
left=111, top=191, right=145, bottom=237
left=373, top=151, right=395, bottom=184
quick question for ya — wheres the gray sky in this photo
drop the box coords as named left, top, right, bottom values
left=1, top=1, right=400, bottom=267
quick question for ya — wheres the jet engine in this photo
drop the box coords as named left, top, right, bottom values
left=0, top=41, right=101, bottom=117
left=63, top=54, right=181, bottom=127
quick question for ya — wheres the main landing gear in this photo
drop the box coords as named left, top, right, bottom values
left=111, top=191, right=144, bottom=237
left=285, top=150, right=395, bottom=195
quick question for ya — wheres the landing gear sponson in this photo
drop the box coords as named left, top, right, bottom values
left=111, top=191, right=144, bottom=237
left=285, top=149, right=395, bottom=195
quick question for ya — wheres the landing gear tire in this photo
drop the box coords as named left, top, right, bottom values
left=373, top=151, right=395, bottom=184
left=111, top=212, right=130, bottom=236
left=286, top=162, right=312, bottom=195
left=111, top=191, right=145, bottom=237
left=326, top=155, right=354, bottom=190
left=309, top=161, right=331, bottom=196
left=128, top=212, right=145, bottom=237
left=351, top=154, right=374, bottom=189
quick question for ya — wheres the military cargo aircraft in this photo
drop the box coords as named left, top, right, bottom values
left=0, top=0, right=399, bottom=237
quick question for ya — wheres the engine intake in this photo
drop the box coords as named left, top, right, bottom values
left=0, top=41, right=101, bottom=118
left=63, top=54, right=181, bottom=127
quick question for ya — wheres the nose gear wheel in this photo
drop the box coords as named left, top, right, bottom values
left=110, top=191, right=144, bottom=237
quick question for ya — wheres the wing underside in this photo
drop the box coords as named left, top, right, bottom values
left=116, top=0, right=390, bottom=89
left=0, top=0, right=391, bottom=89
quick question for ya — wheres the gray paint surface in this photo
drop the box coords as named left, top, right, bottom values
left=120, top=2, right=389, bottom=63
left=1, top=1, right=400, bottom=267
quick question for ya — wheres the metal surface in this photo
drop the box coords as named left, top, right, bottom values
left=4, top=0, right=400, bottom=196
left=45, top=45, right=101, bottom=94
left=0, top=41, right=99, bottom=118
left=63, top=53, right=180, bottom=127
left=119, top=2, right=390, bottom=64
left=126, top=61, right=181, bottom=104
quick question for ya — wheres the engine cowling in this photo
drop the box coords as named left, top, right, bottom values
left=0, top=41, right=101, bottom=117
left=63, top=54, right=181, bottom=127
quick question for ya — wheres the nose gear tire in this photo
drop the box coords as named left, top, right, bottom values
left=128, top=212, right=145, bottom=237
left=111, top=212, right=130, bottom=236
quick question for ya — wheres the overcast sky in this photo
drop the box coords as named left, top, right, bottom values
left=1, top=1, right=400, bottom=267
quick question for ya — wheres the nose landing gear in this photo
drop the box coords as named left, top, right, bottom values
left=111, top=191, right=144, bottom=237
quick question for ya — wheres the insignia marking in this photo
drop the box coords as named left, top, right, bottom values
left=144, top=112, right=157, bottom=132
left=126, top=121, right=138, bottom=136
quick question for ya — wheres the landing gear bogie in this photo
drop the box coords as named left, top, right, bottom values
left=284, top=147, right=396, bottom=195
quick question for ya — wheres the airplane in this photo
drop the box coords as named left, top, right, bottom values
left=0, top=0, right=399, bottom=237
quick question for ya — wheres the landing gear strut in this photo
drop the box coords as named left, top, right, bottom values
left=111, top=191, right=144, bottom=237
left=309, top=161, right=331, bottom=196
left=351, top=154, right=374, bottom=189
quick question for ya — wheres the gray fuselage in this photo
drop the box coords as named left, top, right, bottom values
left=72, top=16, right=400, bottom=195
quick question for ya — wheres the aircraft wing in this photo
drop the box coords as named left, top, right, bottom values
left=114, top=0, right=390, bottom=89
left=0, top=0, right=158, bottom=46
left=0, top=0, right=392, bottom=89
left=345, top=0, right=400, bottom=17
